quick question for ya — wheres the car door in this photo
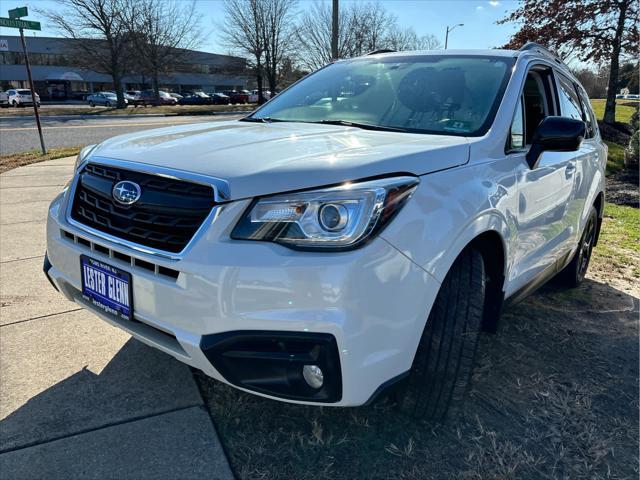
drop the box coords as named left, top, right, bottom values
left=507, top=66, right=579, bottom=292
left=563, top=77, right=603, bottom=252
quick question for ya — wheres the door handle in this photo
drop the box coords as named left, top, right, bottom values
left=565, top=163, right=576, bottom=178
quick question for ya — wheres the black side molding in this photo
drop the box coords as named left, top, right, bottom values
left=43, top=252, right=59, bottom=292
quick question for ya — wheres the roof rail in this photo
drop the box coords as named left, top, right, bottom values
left=519, top=42, right=563, bottom=65
left=366, top=49, right=395, bottom=55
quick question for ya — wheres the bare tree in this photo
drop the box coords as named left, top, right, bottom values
left=124, top=0, right=203, bottom=96
left=384, top=27, right=442, bottom=51
left=221, top=0, right=267, bottom=103
left=262, top=0, right=298, bottom=94
left=296, top=1, right=439, bottom=70
left=41, top=0, right=132, bottom=108
left=296, top=1, right=351, bottom=70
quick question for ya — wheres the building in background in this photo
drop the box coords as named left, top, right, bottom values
left=0, top=36, right=249, bottom=100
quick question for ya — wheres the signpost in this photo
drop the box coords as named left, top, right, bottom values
left=0, top=7, right=45, bottom=154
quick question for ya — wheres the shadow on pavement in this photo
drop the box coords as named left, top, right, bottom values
left=0, top=338, right=202, bottom=453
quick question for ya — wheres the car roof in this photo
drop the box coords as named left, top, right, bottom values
left=357, top=49, right=519, bottom=60
left=350, top=46, right=577, bottom=83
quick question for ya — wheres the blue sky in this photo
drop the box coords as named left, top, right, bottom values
left=0, top=0, right=520, bottom=54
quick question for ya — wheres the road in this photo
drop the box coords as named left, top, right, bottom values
left=0, top=114, right=240, bottom=155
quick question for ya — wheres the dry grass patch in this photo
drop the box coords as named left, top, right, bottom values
left=0, top=146, right=81, bottom=174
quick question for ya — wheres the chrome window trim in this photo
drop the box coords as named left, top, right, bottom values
left=65, top=156, right=230, bottom=261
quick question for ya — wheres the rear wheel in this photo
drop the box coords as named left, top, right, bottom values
left=398, top=248, right=485, bottom=420
left=556, top=206, right=598, bottom=287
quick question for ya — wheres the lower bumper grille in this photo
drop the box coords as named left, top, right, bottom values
left=70, top=163, right=216, bottom=253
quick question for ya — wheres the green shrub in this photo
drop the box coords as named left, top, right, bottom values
left=624, top=130, right=639, bottom=170
left=630, top=108, right=639, bottom=131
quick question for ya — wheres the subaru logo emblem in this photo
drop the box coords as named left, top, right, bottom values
left=112, top=181, right=141, bottom=205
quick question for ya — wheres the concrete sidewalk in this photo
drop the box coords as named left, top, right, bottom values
left=0, top=158, right=233, bottom=479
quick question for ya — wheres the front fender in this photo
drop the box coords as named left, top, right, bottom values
left=380, top=160, right=517, bottom=284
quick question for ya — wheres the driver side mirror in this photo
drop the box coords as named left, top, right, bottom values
left=526, top=116, right=586, bottom=169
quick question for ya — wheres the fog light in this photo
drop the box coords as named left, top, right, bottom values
left=302, top=365, right=324, bottom=389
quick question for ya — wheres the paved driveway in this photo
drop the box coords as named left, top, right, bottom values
left=0, top=158, right=233, bottom=479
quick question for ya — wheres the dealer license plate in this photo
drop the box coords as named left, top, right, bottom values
left=80, top=255, right=133, bottom=321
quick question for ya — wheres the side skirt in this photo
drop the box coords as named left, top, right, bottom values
left=504, top=250, right=572, bottom=308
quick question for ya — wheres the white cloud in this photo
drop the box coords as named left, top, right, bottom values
left=476, top=5, right=484, bottom=10
left=489, top=0, right=500, bottom=6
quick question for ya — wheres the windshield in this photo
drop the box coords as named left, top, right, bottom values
left=103, top=93, right=116, bottom=98
left=250, top=55, right=513, bottom=136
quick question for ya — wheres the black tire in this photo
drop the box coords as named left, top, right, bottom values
left=106, top=101, right=112, bottom=107
left=556, top=206, right=598, bottom=288
left=398, top=248, right=485, bottom=420
left=89, top=102, right=95, bottom=107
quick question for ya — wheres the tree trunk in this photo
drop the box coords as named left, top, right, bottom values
left=256, top=58, right=264, bottom=105
left=153, top=70, right=160, bottom=98
left=112, top=63, right=126, bottom=109
left=603, top=0, right=629, bottom=124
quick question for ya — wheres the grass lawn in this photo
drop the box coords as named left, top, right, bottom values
left=591, top=202, right=640, bottom=284
left=0, top=146, right=81, bottom=174
left=590, top=98, right=638, bottom=124
left=604, top=140, right=626, bottom=175
left=0, top=103, right=255, bottom=117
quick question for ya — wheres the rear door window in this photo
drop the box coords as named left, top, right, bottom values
left=575, top=86, right=596, bottom=138
left=557, top=74, right=583, bottom=121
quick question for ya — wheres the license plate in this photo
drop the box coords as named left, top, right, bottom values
left=80, top=255, right=133, bottom=321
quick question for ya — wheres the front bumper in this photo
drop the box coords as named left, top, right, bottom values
left=45, top=187, right=440, bottom=406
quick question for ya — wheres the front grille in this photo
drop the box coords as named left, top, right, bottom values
left=71, top=163, right=216, bottom=253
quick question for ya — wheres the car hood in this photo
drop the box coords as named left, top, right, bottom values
left=90, top=120, right=470, bottom=200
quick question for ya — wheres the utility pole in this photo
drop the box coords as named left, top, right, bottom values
left=444, top=23, right=464, bottom=50
left=331, top=0, right=339, bottom=61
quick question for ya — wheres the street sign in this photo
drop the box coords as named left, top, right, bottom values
left=8, top=7, right=28, bottom=19
left=0, top=39, right=8, bottom=51
left=0, top=17, right=41, bottom=30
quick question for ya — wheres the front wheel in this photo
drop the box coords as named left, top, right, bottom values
left=556, top=206, right=598, bottom=287
left=397, top=248, right=485, bottom=420
left=105, top=101, right=112, bottom=107
left=89, top=102, right=95, bottom=107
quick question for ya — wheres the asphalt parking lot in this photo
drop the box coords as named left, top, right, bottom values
left=0, top=114, right=240, bottom=155
left=0, top=157, right=233, bottom=479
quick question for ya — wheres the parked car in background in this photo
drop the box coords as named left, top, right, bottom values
left=205, top=92, right=231, bottom=105
left=45, top=44, right=605, bottom=420
left=248, top=90, right=271, bottom=103
left=137, top=90, right=178, bottom=106
left=87, top=92, right=125, bottom=107
left=626, top=94, right=639, bottom=100
left=179, top=92, right=212, bottom=105
left=7, top=89, right=40, bottom=107
left=223, top=90, right=250, bottom=104
left=169, top=92, right=183, bottom=101
left=0, top=91, right=8, bottom=108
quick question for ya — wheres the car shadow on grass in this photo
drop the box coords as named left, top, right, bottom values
left=196, top=278, right=639, bottom=480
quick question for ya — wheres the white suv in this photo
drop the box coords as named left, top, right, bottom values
left=44, top=44, right=605, bottom=419
left=6, top=89, right=40, bottom=107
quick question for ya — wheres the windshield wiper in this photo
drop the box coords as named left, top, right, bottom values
left=310, top=120, right=408, bottom=133
left=240, top=116, right=287, bottom=123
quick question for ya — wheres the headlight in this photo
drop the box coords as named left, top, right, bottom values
left=74, top=144, right=97, bottom=171
left=231, top=176, right=419, bottom=250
